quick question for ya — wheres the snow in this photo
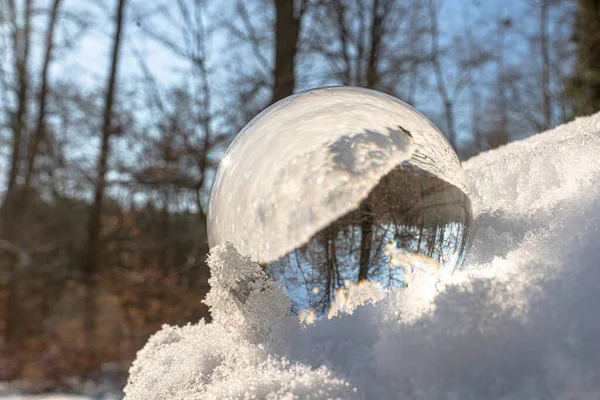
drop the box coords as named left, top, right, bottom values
left=208, top=87, right=467, bottom=264
left=125, top=113, right=600, bottom=399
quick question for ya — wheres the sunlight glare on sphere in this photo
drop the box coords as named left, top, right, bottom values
left=208, top=86, right=473, bottom=317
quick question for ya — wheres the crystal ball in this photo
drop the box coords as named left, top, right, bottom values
left=208, top=86, right=472, bottom=317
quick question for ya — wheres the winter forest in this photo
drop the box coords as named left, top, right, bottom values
left=0, top=0, right=598, bottom=394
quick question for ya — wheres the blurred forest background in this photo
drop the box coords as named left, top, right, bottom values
left=0, top=0, right=598, bottom=392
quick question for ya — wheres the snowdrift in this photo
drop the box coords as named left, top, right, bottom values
left=124, top=114, right=600, bottom=399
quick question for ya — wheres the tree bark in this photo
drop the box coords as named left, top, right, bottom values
left=427, top=0, right=456, bottom=149
left=270, top=0, right=302, bottom=104
left=366, top=0, right=385, bottom=89
left=357, top=203, right=373, bottom=282
left=81, top=0, right=127, bottom=367
left=23, top=0, right=63, bottom=195
left=1, top=0, right=33, bottom=355
left=3, top=0, right=33, bottom=205
left=539, top=0, right=551, bottom=130
left=492, top=17, right=511, bottom=148
left=332, top=0, right=352, bottom=85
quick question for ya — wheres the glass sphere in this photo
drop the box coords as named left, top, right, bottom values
left=208, top=86, right=472, bottom=317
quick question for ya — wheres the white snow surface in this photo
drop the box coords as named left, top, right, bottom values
left=126, top=114, right=600, bottom=399
left=208, top=87, right=470, bottom=264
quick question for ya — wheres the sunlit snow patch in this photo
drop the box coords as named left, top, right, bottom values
left=126, top=113, right=600, bottom=400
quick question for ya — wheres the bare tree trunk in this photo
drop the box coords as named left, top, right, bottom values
left=160, top=194, right=169, bottom=270
left=270, top=0, right=302, bottom=104
left=427, top=0, right=456, bottom=149
left=366, top=0, right=384, bottom=89
left=443, top=99, right=456, bottom=146
left=355, top=1, right=366, bottom=85
left=498, top=21, right=509, bottom=144
left=23, top=0, right=63, bottom=196
left=464, top=11, right=483, bottom=153
left=357, top=203, right=373, bottom=282
left=324, top=235, right=333, bottom=310
left=332, top=0, right=352, bottom=85
left=471, top=82, right=482, bottom=152
left=1, top=0, right=33, bottom=356
left=539, top=0, right=551, bottom=130
left=3, top=0, right=33, bottom=206
left=81, top=0, right=126, bottom=367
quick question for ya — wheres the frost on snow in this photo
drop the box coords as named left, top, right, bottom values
left=125, top=114, right=600, bottom=400
left=125, top=244, right=354, bottom=399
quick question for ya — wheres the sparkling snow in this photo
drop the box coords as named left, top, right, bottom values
left=124, top=114, right=600, bottom=399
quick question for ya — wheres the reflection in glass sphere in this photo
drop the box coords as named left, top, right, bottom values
left=208, top=86, right=472, bottom=318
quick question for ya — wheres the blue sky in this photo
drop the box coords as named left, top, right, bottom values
left=1, top=0, right=570, bottom=197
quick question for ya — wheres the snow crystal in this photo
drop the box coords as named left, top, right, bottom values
left=125, top=114, right=600, bottom=399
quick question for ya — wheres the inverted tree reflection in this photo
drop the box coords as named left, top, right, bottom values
left=267, top=163, right=472, bottom=317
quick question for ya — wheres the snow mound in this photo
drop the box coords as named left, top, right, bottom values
left=125, top=114, right=600, bottom=399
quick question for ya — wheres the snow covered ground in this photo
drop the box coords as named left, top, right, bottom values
left=123, top=114, right=600, bottom=399
left=19, top=114, right=600, bottom=399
